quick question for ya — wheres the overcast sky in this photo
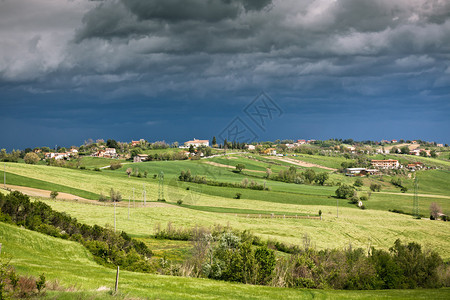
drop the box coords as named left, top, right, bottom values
left=1, top=0, right=449, bottom=149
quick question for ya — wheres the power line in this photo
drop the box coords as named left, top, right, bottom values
left=158, top=171, right=164, bottom=201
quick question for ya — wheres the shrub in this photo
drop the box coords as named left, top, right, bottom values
left=335, top=184, right=354, bottom=199
left=235, top=164, right=245, bottom=172
left=36, top=274, right=46, bottom=293
left=354, top=178, right=363, bottom=187
left=370, top=183, right=382, bottom=192
left=110, top=188, right=122, bottom=202
left=110, top=162, right=122, bottom=170
left=177, top=200, right=183, bottom=205
left=94, top=167, right=101, bottom=172
left=98, top=193, right=108, bottom=202
left=234, top=193, right=242, bottom=199
left=79, top=166, right=86, bottom=170
left=360, top=195, right=368, bottom=201
left=401, top=186, right=408, bottom=193
left=24, top=152, right=40, bottom=164
left=50, top=191, right=58, bottom=199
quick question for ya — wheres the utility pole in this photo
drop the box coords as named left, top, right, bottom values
left=413, top=175, right=419, bottom=219
left=337, top=198, right=339, bottom=218
left=158, top=171, right=164, bottom=201
left=143, top=184, right=146, bottom=206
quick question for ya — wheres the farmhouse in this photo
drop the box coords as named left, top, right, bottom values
left=184, top=138, right=209, bottom=147
left=407, top=162, right=424, bottom=170
left=103, top=148, right=117, bottom=158
left=344, top=168, right=366, bottom=176
left=131, top=139, right=145, bottom=146
left=371, top=159, right=399, bottom=169
left=246, top=145, right=256, bottom=150
left=344, top=168, right=380, bottom=176
left=133, top=154, right=148, bottom=163
left=409, top=149, right=431, bottom=156
left=437, top=143, right=444, bottom=147
left=297, top=139, right=306, bottom=144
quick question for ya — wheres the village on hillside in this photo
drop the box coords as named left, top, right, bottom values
left=3, top=137, right=447, bottom=179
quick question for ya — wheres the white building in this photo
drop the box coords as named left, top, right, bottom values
left=371, top=159, right=399, bottom=169
left=184, top=138, right=209, bottom=147
left=134, top=154, right=148, bottom=163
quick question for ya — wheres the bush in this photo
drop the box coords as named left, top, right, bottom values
left=401, top=186, right=408, bottom=193
left=110, top=188, right=122, bottom=202
left=353, top=178, right=363, bottom=187
left=234, top=193, right=242, bottom=199
left=98, top=193, right=108, bottom=202
left=360, top=195, right=368, bottom=201
left=50, top=191, right=58, bottom=199
left=235, top=164, right=245, bottom=172
left=94, top=167, right=101, bottom=172
left=24, top=152, right=40, bottom=164
left=370, top=183, right=382, bottom=192
left=335, top=184, right=354, bottom=199
left=110, top=161, right=122, bottom=170
left=36, top=274, right=46, bottom=293
left=177, top=200, right=183, bottom=205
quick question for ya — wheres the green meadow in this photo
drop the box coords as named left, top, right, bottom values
left=1, top=153, right=449, bottom=298
left=2, top=222, right=449, bottom=299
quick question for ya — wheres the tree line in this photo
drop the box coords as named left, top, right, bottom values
left=154, top=223, right=450, bottom=290
left=0, top=191, right=154, bottom=273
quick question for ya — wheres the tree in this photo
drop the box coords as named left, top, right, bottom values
left=235, top=163, right=245, bottom=173
left=189, top=144, right=195, bottom=153
left=24, top=152, right=40, bottom=164
left=354, top=178, right=363, bottom=187
left=110, top=188, right=122, bottom=202
left=335, top=184, right=354, bottom=199
left=50, top=191, right=58, bottom=199
left=212, top=136, right=217, bottom=146
left=303, top=169, right=316, bottom=183
left=106, top=139, right=119, bottom=150
left=430, top=202, right=442, bottom=220
left=370, top=183, right=382, bottom=192
left=400, top=146, right=410, bottom=154
left=314, top=172, right=329, bottom=185
left=265, top=168, right=272, bottom=179
left=126, top=168, right=132, bottom=178
left=430, top=150, right=437, bottom=158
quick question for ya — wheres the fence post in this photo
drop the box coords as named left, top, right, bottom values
left=114, top=266, right=119, bottom=294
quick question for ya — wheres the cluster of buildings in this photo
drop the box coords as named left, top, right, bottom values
left=92, top=148, right=118, bottom=158
left=344, top=159, right=399, bottom=176
left=345, top=159, right=427, bottom=176
left=44, top=148, right=78, bottom=160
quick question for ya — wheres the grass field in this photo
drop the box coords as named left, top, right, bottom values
left=2, top=222, right=449, bottom=299
left=38, top=197, right=450, bottom=260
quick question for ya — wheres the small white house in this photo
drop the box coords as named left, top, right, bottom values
left=184, top=138, right=209, bottom=147
left=134, top=154, right=148, bottom=163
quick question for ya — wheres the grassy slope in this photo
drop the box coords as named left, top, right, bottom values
left=79, top=157, right=127, bottom=168
left=1, top=222, right=449, bottom=299
left=39, top=198, right=450, bottom=260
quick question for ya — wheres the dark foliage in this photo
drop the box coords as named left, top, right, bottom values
left=0, top=191, right=153, bottom=273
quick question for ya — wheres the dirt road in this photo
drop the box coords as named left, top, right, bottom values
left=1, top=184, right=176, bottom=208
left=267, top=157, right=337, bottom=171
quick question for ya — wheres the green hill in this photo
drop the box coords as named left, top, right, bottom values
left=1, top=222, right=449, bottom=299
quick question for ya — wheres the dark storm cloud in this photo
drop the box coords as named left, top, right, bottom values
left=1, top=0, right=450, bottom=148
